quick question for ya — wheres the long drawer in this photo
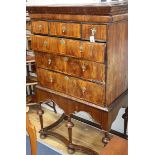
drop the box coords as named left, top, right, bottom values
left=37, top=68, right=105, bottom=105
left=31, top=35, right=106, bottom=63
left=35, top=52, right=105, bottom=83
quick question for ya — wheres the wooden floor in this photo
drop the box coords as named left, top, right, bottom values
left=28, top=107, right=106, bottom=155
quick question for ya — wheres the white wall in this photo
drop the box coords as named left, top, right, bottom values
left=27, top=0, right=102, bottom=6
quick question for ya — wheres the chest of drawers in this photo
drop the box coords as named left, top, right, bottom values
left=27, top=2, right=128, bottom=154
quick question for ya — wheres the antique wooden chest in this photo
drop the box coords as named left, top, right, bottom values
left=27, top=1, right=128, bottom=154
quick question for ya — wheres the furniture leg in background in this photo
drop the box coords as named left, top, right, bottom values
left=122, top=107, right=128, bottom=136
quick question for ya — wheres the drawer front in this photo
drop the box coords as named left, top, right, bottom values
left=82, top=24, right=107, bottom=41
left=35, top=52, right=105, bottom=83
left=32, top=21, right=48, bottom=34
left=37, top=68, right=105, bottom=105
left=31, top=35, right=106, bottom=63
left=49, top=22, right=81, bottom=38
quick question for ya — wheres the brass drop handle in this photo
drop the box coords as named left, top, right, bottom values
left=81, top=86, right=86, bottom=95
left=43, top=41, right=48, bottom=47
left=79, top=44, right=84, bottom=53
left=63, top=57, right=69, bottom=62
left=60, top=39, right=65, bottom=45
left=62, top=25, right=66, bottom=33
left=82, top=64, right=87, bottom=72
left=49, top=77, right=54, bottom=83
left=48, top=58, right=52, bottom=65
left=64, top=76, right=69, bottom=80
left=38, top=24, right=42, bottom=31
left=91, top=28, right=96, bottom=36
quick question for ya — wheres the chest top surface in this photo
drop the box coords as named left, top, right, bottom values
left=26, top=1, right=128, bottom=16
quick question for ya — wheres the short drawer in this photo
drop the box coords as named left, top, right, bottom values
left=31, top=21, right=48, bottom=34
left=49, top=22, right=81, bottom=38
left=31, top=35, right=106, bottom=63
left=37, top=68, right=105, bottom=105
left=35, top=52, right=105, bottom=83
left=82, top=24, right=107, bottom=41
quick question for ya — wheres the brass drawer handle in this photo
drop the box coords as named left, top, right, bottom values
left=81, top=86, right=86, bottom=95
left=82, top=64, right=87, bottom=72
left=63, top=57, right=69, bottom=62
left=43, top=41, right=48, bottom=47
left=79, top=44, right=84, bottom=53
left=60, top=39, right=65, bottom=45
left=64, top=76, right=69, bottom=80
left=38, top=24, right=42, bottom=31
left=49, top=77, right=54, bottom=83
left=48, top=58, right=51, bottom=65
left=91, top=28, right=96, bottom=36
left=62, top=25, right=66, bottom=33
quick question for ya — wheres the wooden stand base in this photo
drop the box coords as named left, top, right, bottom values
left=35, top=89, right=128, bottom=154
left=38, top=107, right=99, bottom=155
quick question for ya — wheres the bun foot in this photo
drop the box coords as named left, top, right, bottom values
left=68, top=147, right=75, bottom=154
left=40, top=133, right=47, bottom=139
left=102, top=137, right=110, bottom=145
left=102, top=131, right=110, bottom=145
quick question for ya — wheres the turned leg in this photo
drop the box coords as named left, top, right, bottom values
left=37, top=104, right=46, bottom=139
left=122, top=107, right=128, bottom=136
left=102, top=131, right=111, bottom=145
left=66, top=116, right=75, bottom=154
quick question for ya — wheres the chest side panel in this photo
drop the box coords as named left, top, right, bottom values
left=106, top=21, right=128, bottom=105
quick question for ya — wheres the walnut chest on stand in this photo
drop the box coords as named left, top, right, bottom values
left=27, top=1, right=128, bottom=154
